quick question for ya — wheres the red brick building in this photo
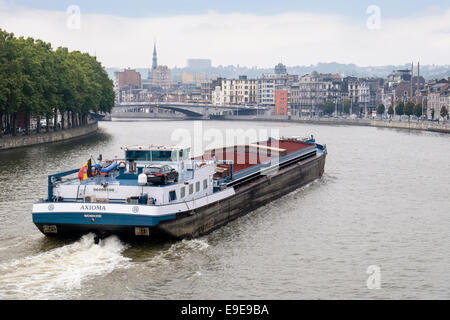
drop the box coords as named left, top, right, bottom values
left=275, top=90, right=288, bottom=116
left=116, top=68, right=142, bottom=89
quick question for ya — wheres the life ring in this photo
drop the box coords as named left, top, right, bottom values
left=119, top=161, right=126, bottom=167
left=199, top=162, right=207, bottom=168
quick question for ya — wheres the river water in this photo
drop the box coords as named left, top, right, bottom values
left=0, top=120, right=449, bottom=300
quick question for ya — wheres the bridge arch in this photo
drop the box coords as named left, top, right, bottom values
left=157, top=106, right=203, bottom=117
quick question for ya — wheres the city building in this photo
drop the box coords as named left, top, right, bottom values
left=387, top=69, right=411, bottom=88
left=257, top=73, right=289, bottom=107
left=152, top=65, right=172, bottom=90
left=393, top=82, right=412, bottom=104
left=427, top=82, right=449, bottom=120
left=275, top=90, right=288, bottom=116
left=275, top=62, right=287, bottom=75
left=212, top=76, right=257, bottom=106
left=114, top=68, right=142, bottom=90
left=113, top=68, right=143, bottom=103
left=112, top=54, right=447, bottom=121
left=201, top=78, right=224, bottom=103
left=180, top=72, right=207, bottom=86
left=232, top=76, right=258, bottom=105
left=291, top=72, right=342, bottom=116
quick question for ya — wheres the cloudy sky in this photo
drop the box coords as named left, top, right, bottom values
left=0, top=0, right=449, bottom=68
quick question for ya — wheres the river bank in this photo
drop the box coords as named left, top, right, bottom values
left=212, top=115, right=450, bottom=134
left=0, top=122, right=99, bottom=151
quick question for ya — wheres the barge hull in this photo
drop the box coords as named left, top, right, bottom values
left=34, top=150, right=326, bottom=240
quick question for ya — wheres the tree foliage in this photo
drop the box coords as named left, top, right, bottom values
left=376, top=104, right=385, bottom=115
left=404, top=101, right=414, bottom=117
left=413, top=103, right=423, bottom=118
left=342, top=98, right=351, bottom=114
left=321, top=99, right=335, bottom=115
left=395, top=101, right=404, bottom=116
left=441, top=106, right=449, bottom=119
left=0, top=29, right=114, bottom=136
left=387, top=105, right=394, bottom=116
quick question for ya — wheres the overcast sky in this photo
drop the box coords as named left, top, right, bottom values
left=0, top=0, right=449, bottom=68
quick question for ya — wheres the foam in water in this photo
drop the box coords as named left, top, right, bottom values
left=0, top=233, right=132, bottom=300
left=143, top=238, right=210, bottom=268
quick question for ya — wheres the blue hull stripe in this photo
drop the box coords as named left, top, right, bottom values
left=32, top=212, right=177, bottom=227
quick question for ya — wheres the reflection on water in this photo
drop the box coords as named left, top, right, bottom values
left=0, top=120, right=449, bottom=299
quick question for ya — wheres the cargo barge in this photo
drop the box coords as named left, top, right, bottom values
left=32, top=136, right=327, bottom=240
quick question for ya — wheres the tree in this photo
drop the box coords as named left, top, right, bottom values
left=441, top=106, right=449, bottom=119
left=387, top=105, right=394, bottom=117
left=0, top=29, right=114, bottom=137
left=395, top=101, right=404, bottom=116
left=376, top=104, right=385, bottom=116
left=413, top=103, right=423, bottom=118
left=0, top=30, right=10, bottom=137
left=404, top=101, right=414, bottom=117
left=342, top=98, right=351, bottom=114
left=321, top=99, right=335, bottom=115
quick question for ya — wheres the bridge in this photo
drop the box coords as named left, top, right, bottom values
left=111, top=102, right=267, bottom=120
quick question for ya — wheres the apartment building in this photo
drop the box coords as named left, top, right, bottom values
left=152, top=65, right=172, bottom=90
left=291, top=72, right=342, bottom=115
left=427, top=82, right=449, bottom=120
left=212, top=76, right=257, bottom=105
left=257, top=73, right=289, bottom=107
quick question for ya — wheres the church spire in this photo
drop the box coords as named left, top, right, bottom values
left=152, top=42, right=158, bottom=70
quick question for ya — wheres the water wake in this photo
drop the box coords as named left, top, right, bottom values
left=143, top=238, right=210, bottom=268
left=0, top=233, right=132, bottom=300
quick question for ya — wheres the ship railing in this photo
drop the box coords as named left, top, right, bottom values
left=47, top=169, right=80, bottom=202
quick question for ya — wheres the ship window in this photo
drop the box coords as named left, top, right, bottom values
left=151, top=150, right=175, bottom=161
left=196, top=181, right=200, bottom=193
left=180, top=186, right=186, bottom=198
left=203, top=179, right=208, bottom=190
left=126, top=150, right=150, bottom=161
left=169, top=190, right=177, bottom=202
left=189, top=184, right=194, bottom=195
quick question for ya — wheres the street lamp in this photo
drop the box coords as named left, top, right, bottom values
left=334, top=97, right=337, bottom=117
